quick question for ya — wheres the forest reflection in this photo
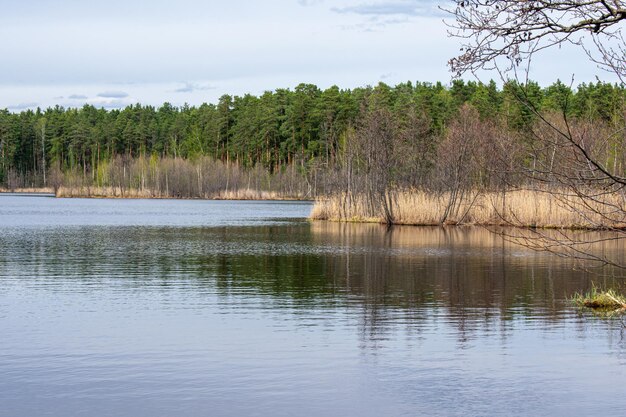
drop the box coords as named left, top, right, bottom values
left=3, top=221, right=625, bottom=345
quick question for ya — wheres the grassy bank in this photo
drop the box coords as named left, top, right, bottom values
left=54, top=186, right=307, bottom=200
left=311, top=190, right=626, bottom=229
left=0, top=184, right=309, bottom=200
left=0, top=187, right=55, bottom=194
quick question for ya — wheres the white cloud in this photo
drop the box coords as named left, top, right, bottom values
left=298, top=0, right=323, bottom=5
left=332, top=1, right=444, bottom=17
left=97, top=91, right=129, bottom=99
left=174, top=82, right=216, bottom=93
left=7, top=102, right=38, bottom=111
left=0, top=0, right=616, bottom=109
left=88, top=97, right=134, bottom=110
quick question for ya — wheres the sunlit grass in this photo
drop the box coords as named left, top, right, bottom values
left=572, top=287, right=626, bottom=312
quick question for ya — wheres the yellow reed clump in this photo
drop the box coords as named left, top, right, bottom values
left=311, top=189, right=626, bottom=229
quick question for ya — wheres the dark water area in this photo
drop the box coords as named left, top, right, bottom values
left=0, top=196, right=625, bottom=417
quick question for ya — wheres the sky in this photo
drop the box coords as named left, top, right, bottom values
left=0, top=0, right=616, bottom=111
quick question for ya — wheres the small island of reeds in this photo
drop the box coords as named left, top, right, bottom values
left=573, top=287, right=626, bottom=312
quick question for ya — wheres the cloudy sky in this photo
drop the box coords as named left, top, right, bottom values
left=0, top=0, right=613, bottom=111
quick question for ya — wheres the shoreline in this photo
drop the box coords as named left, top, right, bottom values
left=309, top=217, right=626, bottom=231
left=0, top=187, right=55, bottom=195
left=4, top=187, right=625, bottom=231
left=0, top=187, right=313, bottom=202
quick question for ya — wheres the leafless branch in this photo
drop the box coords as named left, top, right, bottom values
left=445, top=1, right=626, bottom=80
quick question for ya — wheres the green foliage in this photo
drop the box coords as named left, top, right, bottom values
left=0, top=80, right=624, bottom=187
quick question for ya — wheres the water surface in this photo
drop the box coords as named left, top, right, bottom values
left=1, top=196, right=625, bottom=417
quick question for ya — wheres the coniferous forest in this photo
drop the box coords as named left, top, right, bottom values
left=1, top=79, right=625, bottom=204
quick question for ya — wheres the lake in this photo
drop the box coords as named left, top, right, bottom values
left=1, top=195, right=625, bottom=417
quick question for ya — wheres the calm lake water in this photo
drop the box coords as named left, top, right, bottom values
left=1, top=195, right=625, bottom=417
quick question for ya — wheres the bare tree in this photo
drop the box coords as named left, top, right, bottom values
left=330, top=105, right=433, bottom=225
left=447, top=1, right=626, bottom=82
left=436, top=104, right=492, bottom=224
left=348, top=108, right=399, bottom=224
left=446, top=0, right=626, bottom=267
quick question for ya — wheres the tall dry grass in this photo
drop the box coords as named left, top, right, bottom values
left=56, top=186, right=301, bottom=200
left=0, top=187, right=55, bottom=194
left=310, top=189, right=626, bottom=229
left=56, top=186, right=156, bottom=199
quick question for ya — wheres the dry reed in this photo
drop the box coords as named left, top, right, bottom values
left=311, top=189, right=626, bottom=229
left=0, top=187, right=55, bottom=194
left=55, top=186, right=302, bottom=201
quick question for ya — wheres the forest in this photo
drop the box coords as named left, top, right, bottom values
left=1, top=79, right=625, bottom=208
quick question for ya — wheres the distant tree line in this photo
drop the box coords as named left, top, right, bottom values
left=0, top=80, right=624, bottom=197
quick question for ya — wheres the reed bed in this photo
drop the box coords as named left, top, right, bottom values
left=55, top=186, right=300, bottom=200
left=56, top=186, right=155, bottom=199
left=311, top=189, right=626, bottom=229
left=0, top=187, right=55, bottom=194
left=216, top=189, right=302, bottom=200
